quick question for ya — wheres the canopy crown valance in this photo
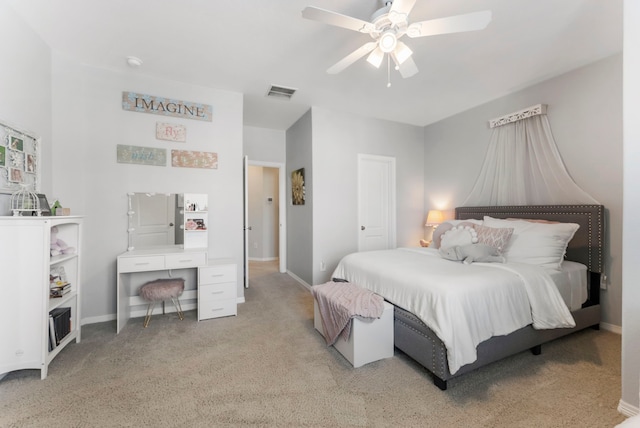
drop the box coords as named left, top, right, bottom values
left=463, top=105, right=598, bottom=206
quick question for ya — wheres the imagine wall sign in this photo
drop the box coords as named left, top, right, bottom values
left=122, top=92, right=212, bottom=122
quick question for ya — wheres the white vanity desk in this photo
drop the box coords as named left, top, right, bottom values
left=116, top=246, right=207, bottom=333
left=118, top=192, right=237, bottom=333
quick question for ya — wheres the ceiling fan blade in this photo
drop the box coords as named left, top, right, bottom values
left=327, top=42, right=377, bottom=74
left=302, top=6, right=375, bottom=33
left=397, top=56, right=418, bottom=78
left=406, top=10, right=492, bottom=38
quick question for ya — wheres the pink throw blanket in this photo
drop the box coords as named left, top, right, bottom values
left=312, top=281, right=384, bottom=345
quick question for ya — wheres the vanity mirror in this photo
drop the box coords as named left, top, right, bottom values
left=127, top=192, right=208, bottom=251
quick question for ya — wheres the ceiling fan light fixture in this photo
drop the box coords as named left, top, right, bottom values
left=366, top=47, right=384, bottom=68
left=379, top=31, right=397, bottom=53
left=394, top=42, right=413, bottom=65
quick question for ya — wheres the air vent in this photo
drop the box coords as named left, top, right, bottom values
left=266, top=85, right=297, bottom=100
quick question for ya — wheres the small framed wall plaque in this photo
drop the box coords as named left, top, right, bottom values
left=156, top=122, right=187, bottom=142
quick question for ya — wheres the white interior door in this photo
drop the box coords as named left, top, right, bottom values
left=358, top=154, right=396, bottom=252
left=243, top=156, right=249, bottom=288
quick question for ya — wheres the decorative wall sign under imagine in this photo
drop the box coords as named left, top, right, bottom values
left=117, top=144, right=166, bottom=166
left=171, top=150, right=218, bottom=169
left=156, top=122, right=187, bottom=142
left=122, top=92, right=212, bottom=122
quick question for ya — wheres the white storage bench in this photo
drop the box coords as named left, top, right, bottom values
left=314, top=298, right=394, bottom=368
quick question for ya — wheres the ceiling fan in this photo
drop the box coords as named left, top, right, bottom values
left=302, top=0, right=491, bottom=82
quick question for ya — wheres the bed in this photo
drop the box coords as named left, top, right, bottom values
left=331, top=205, right=604, bottom=390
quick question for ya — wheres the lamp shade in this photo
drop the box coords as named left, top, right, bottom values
left=425, top=210, right=444, bottom=227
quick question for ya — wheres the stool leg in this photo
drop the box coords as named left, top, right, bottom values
left=143, top=302, right=156, bottom=328
left=171, top=297, right=184, bottom=320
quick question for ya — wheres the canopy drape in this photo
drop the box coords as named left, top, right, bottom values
left=463, top=114, right=598, bottom=206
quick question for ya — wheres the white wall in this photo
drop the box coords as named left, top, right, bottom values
left=621, top=0, right=640, bottom=415
left=51, top=53, right=244, bottom=323
left=248, top=166, right=264, bottom=259
left=262, top=167, right=279, bottom=260
left=0, top=1, right=52, bottom=212
left=423, top=54, right=623, bottom=329
left=243, top=125, right=286, bottom=164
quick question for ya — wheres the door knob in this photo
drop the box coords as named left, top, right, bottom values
left=361, top=226, right=366, bottom=230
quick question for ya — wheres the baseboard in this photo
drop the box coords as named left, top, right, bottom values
left=249, top=257, right=278, bottom=262
left=286, top=270, right=312, bottom=292
left=82, top=298, right=246, bottom=325
left=601, top=322, right=622, bottom=335
left=81, top=314, right=116, bottom=325
left=618, top=399, right=640, bottom=417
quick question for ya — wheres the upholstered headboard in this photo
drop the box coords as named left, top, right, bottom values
left=455, top=205, right=605, bottom=274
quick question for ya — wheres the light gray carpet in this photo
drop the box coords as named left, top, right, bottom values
left=0, top=261, right=627, bottom=427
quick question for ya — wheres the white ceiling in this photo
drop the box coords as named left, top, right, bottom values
left=7, top=0, right=622, bottom=130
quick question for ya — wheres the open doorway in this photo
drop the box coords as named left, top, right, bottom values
left=243, top=160, right=286, bottom=288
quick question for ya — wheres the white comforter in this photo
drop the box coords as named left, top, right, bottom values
left=331, top=247, right=575, bottom=375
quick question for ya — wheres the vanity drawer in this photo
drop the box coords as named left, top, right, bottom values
left=199, top=282, right=236, bottom=301
left=118, top=256, right=165, bottom=272
left=199, top=264, right=236, bottom=285
left=198, top=298, right=237, bottom=320
left=166, top=252, right=206, bottom=269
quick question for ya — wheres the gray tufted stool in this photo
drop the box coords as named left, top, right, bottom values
left=139, top=278, right=185, bottom=327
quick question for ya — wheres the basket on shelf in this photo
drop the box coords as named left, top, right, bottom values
left=10, top=185, right=41, bottom=216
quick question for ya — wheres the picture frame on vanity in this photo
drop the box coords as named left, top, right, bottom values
left=36, top=194, right=51, bottom=216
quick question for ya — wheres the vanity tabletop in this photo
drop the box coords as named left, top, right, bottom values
left=118, top=246, right=207, bottom=258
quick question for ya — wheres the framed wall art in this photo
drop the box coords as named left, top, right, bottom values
left=116, top=144, right=167, bottom=166
left=291, top=168, right=305, bottom=205
left=0, top=120, right=40, bottom=193
left=171, top=150, right=218, bottom=169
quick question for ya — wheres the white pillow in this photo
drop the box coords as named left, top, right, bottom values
left=431, top=219, right=482, bottom=249
left=440, top=225, right=479, bottom=250
left=483, top=216, right=579, bottom=269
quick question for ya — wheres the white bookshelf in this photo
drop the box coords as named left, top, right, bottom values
left=0, top=216, right=83, bottom=379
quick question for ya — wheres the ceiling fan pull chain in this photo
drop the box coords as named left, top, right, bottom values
left=387, top=54, right=391, bottom=88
